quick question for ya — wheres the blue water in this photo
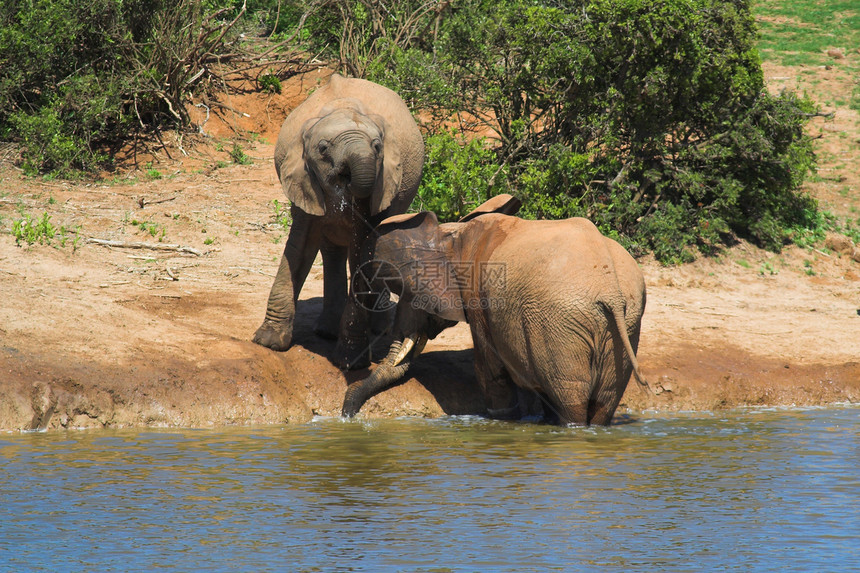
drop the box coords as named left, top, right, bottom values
left=1, top=407, right=858, bottom=572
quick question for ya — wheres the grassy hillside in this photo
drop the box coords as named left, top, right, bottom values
left=756, top=0, right=860, bottom=68
left=754, top=0, right=860, bottom=234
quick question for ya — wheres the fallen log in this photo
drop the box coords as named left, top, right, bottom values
left=86, top=238, right=203, bottom=256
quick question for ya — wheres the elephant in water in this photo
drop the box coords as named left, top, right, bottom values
left=253, top=73, right=424, bottom=352
left=340, top=195, right=650, bottom=426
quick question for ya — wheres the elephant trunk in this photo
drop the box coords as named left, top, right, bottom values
left=343, top=147, right=378, bottom=199
left=334, top=300, right=371, bottom=370
left=342, top=333, right=427, bottom=417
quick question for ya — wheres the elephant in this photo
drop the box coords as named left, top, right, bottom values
left=340, top=195, right=650, bottom=426
left=252, top=73, right=424, bottom=352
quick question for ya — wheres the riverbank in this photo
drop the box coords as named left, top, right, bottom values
left=1, top=69, right=858, bottom=432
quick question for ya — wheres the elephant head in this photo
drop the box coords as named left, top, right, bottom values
left=300, top=107, right=384, bottom=203
left=275, top=76, right=422, bottom=218
left=340, top=195, right=522, bottom=414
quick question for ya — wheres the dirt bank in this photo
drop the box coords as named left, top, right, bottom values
left=1, top=69, right=858, bottom=432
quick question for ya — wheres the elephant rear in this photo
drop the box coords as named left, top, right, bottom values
left=476, top=217, right=646, bottom=425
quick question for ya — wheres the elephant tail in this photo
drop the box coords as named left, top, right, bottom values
left=604, top=301, right=652, bottom=394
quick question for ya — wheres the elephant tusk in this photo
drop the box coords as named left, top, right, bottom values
left=391, top=335, right=414, bottom=366
left=391, top=333, right=428, bottom=366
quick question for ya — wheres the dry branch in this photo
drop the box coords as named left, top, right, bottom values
left=86, top=238, right=203, bottom=256
left=137, top=195, right=178, bottom=208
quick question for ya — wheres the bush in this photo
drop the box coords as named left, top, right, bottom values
left=0, top=0, right=254, bottom=176
left=230, top=143, right=253, bottom=165
left=13, top=212, right=56, bottom=246
left=2, top=0, right=824, bottom=263
left=10, top=101, right=106, bottom=177
left=258, top=73, right=282, bottom=93
left=308, top=0, right=820, bottom=262
left=412, top=131, right=509, bottom=221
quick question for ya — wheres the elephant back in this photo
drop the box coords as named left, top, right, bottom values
left=478, top=217, right=627, bottom=303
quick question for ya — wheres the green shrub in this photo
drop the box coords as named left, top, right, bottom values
left=412, top=131, right=509, bottom=221
left=272, top=198, right=291, bottom=231
left=12, top=211, right=80, bottom=248
left=258, top=73, right=282, bottom=94
left=13, top=213, right=55, bottom=246
left=230, top=143, right=253, bottom=165
left=10, top=102, right=107, bottom=177
left=309, top=0, right=821, bottom=262
left=130, top=218, right=165, bottom=239
left=0, top=0, right=253, bottom=177
left=1, top=0, right=826, bottom=263
left=517, top=145, right=602, bottom=221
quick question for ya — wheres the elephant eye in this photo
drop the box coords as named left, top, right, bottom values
left=372, top=139, right=382, bottom=154
left=317, top=141, right=329, bottom=155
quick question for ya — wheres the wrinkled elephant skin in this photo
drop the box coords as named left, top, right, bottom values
left=341, top=195, right=649, bottom=426
left=253, top=74, right=424, bottom=353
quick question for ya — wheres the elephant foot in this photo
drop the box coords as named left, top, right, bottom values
left=333, top=336, right=372, bottom=370
left=314, top=307, right=345, bottom=340
left=314, top=321, right=340, bottom=341
left=252, top=321, right=293, bottom=351
left=486, top=406, right=520, bottom=420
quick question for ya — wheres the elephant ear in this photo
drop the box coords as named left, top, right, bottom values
left=378, top=211, right=468, bottom=323
left=378, top=211, right=424, bottom=227
left=277, top=116, right=326, bottom=216
left=458, top=194, right=522, bottom=222
left=369, top=114, right=403, bottom=216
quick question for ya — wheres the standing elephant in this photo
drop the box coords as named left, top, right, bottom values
left=253, top=73, right=424, bottom=351
left=340, top=195, right=650, bottom=426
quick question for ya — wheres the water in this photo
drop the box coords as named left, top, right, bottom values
left=1, top=408, right=858, bottom=572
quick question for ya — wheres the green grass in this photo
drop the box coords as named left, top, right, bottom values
left=755, top=0, right=860, bottom=66
left=12, top=212, right=81, bottom=249
left=130, top=219, right=166, bottom=241
left=272, top=199, right=291, bottom=232
left=230, top=143, right=253, bottom=165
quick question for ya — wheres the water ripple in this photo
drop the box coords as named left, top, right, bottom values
left=0, top=408, right=858, bottom=571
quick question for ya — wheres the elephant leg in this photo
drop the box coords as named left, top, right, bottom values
left=333, top=299, right=371, bottom=370
left=316, top=238, right=348, bottom=340
left=587, top=326, right=640, bottom=425
left=530, top=343, right=594, bottom=426
left=541, top=378, right=592, bottom=426
left=587, top=398, right=617, bottom=426
left=539, top=344, right=623, bottom=426
left=482, top=372, right=520, bottom=420
left=588, top=374, right=625, bottom=426
left=472, top=338, right=519, bottom=419
left=253, top=212, right=321, bottom=351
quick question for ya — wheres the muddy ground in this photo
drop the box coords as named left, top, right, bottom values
left=1, top=66, right=858, bottom=432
